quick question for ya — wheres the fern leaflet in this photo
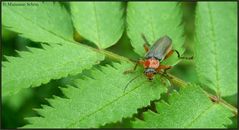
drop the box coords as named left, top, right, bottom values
left=132, top=84, right=233, bottom=128
left=24, top=62, right=167, bottom=128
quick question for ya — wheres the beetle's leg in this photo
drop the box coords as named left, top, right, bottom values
left=156, top=65, right=173, bottom=79
left=156, top=65, right=172, bottom=72
left=164, top=50, right=193, bottom=60
left=143, top=44, right=150, bottom=52
left=164, top=50, right=174, bottom=60
left=173, top=49, right=193, bottom=60
left=124, top=59, right=144, bottom=74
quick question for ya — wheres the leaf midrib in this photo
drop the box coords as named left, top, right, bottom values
left=92, top=2, right=101, bottom=48
left=207, top=3, right=220, bottom=96
left=145, top=3, right=156, bottom=42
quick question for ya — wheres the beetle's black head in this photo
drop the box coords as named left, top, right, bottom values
left=144, top=68, right=157, bottom=80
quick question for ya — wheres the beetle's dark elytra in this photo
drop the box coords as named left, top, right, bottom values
left=144, top=35, right=172, bottom=61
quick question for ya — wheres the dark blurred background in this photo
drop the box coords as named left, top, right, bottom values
left=1, top=2, right=237, bottom=128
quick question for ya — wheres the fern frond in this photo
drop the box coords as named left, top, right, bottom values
left=70, top=2, right=124, bottom=49
left=2, top=43, right=104, bottom=97
left=127, top=2, right=185, bottom=65
left=194, top=2, right=237, bottom=96
left=24, top=62, right=167, bottom=128
left=2, top=2, right=74, bottom=44
left=132, top=84, right=234, bottom=128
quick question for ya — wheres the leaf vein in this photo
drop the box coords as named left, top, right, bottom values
left=184, top=104, right=216, bottom=127
left=7, top=6, right=73, bottom=43
left=67, top=80, right=147, bottom=127
left=207, top=3, right=220, bottom=96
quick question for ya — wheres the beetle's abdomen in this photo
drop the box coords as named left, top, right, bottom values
left=144, top=58, right=160, bottom=69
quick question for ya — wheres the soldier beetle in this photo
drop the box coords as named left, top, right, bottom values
left=123, top=34, right=193, bottom=92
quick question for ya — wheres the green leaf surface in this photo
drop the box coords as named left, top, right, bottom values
left=2, top=2, right=74, bottom=44
left=127, top=2, right=185, bottom=65
left=70, top=2, right=124, bottom=49
left=24, top=62, right=167, bottom=128
left=132, top=84, right=233, bottom=128
left=2, top=43, right=105, bottom=97
left=194, top=2, right=237, bottom=96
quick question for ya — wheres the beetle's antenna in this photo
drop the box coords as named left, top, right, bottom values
left=123, top=74, right=142, bottom=93
left=174, top=50, right=193, bottom=60
left=141, top=33, right=150, bottom=46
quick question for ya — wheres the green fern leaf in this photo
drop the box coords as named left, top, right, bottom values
left=127, top=2, right=185, bottom=65
left=2, top=2, right=74, bottom=44
left=132, top=84, right=233, bottom=128
left=194, top=2, right=237, bottom=96
left=24, top=62, right=167, bottom=128
left=2, top=43, right=104, bottom=97
left=70, top=2, right=124, bottom=49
